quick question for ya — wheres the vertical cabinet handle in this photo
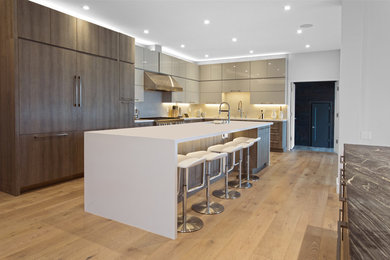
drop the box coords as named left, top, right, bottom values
left=78, top=76, right=82, bottom=107
left=74, top=76, right=78, bottom=107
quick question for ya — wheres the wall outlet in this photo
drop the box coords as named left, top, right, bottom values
left=361, top=131, right=372, bottom=140
left=222, top=133, right=229, bottom=139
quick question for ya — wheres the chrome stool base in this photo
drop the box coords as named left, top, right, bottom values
left=228, top=180, right=252, bottom=189
left=212, top=189, right=240, bottom=199
left=177, top=215, right=204, bottom=233
left=239, top=174, right=260, bottom=181
left=192, top=201, right=224, bottom=215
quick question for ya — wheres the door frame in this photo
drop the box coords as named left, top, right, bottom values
left=288, top=81, right=339, bottom=151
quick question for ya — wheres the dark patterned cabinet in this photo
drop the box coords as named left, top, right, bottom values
left=0, top=0, right=135, bottom=195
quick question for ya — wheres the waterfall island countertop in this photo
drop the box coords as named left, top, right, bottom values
left=84, top=121, right=272, bottom=239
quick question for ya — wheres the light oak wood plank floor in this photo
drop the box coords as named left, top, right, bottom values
left=0, top=150, right=338, bottom=260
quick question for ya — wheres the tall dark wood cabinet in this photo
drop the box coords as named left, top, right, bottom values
left=0, top=0, right=135, bottom=195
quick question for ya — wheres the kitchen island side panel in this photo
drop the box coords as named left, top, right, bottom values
left=84, top=133, right=177, bottom=239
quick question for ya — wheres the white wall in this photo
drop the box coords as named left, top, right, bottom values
left=288, top=50, right=340, bottom=83
left=287, top=50, right=341, bottom=150
left=339, top=1, right=390, bottom=151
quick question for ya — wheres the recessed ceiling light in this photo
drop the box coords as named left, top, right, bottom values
left=284, top=5, right=291, bottom=11
left=232, top=37, right=237, bottom=42
left=249, top=50, right=254, bottom=54
left=205, top=54, right=209, bottom=58
left=143, top=29, right=149, bottom=34
left=297, top=29, right=303, bottom=34
left=82, top=5, right=90, bottom=10
left=204, top=19, right=210, bottom=25
left=305, top=44, right=311, bottom=48
left=180, top=44, right=185, bottom=48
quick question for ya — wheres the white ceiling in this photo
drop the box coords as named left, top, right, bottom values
left=31, top=0, right=341, bottom=63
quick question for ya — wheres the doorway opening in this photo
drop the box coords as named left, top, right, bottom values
left=294, top=81, right=335, bottom=152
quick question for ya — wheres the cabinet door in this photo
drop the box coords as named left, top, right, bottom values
left=73, top=131, right=84, bottom=174
left=250, top=78, right=285, bottom=92
left=171, top=77, right=186, bottom=103
left=178, top=59, right=187, bottom=78
left=19, top=40, right=77, bottom=134
left=171, top=57, right=180, bottom=76
left=135, top=46, right=144, bottom=69
left=235, top=62, right=250, bottom=79
left=200, top=92, right=222, bottom=104
left=222, top=63, right=236, bottom=80
left=267, top=58, right=286, bottom=77
left=99, top=27, right=118, bottom=59
left=200, top=65, right=211, bottom=80
left=143, top=48, right=159, bottom=72
left=250, top=60, right=267, bottom=78
left=186, top=62, right=199, bottom=80
left=119, top=101, right=134, bottom=128
left=160, top=53, right=172, bottom=75
left=50, top=9, right=77, bottom=49
left=186, top=91, right=199, bottom=104
left=78, top=54, right=119, bottom=130
left=19, top=133, right=74, bottom=188
left=210, top=64, right=222, bottom=80
left=17, top=0, right=50, bottom=43
left=250, top=91, right=286, bottom=104
left=135, top=69, right=145, bottom=102
left=222, top=79, right=250, bottom=92
left=76, top=19, right=99, bottom=55
left=120, top=62, right=135, bottom=100
left=200, top=81, right=222, bottom=93
left=119, top=34, right=135, bottom=63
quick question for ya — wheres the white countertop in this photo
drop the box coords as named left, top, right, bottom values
left=87, top=121, right=272, bottom=143
left=134, top=117, right=287, bottom=123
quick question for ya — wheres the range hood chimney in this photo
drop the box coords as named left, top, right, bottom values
left=144, top=71, right=183, bottom=92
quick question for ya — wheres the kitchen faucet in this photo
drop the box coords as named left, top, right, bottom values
left=219, top=102, right=231, bottom=123
left=238, top=100, right=243, bottom=118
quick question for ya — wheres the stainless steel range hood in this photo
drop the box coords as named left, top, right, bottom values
left=144, top=71, right=183, bottom=92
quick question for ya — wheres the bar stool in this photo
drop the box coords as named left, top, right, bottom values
left=208, top=143, right=243, bottom=199
left=233, top=137, right=261, bottom=181
left=177, top=155, right=206, bottom=233
left=186, top=151, right=227, bottom=215
left=224, top=141, right=253, bottom=189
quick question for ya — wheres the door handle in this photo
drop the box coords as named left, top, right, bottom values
left=74, top=76, right=78, bottom=107
left=78, top=76, right=82, bottom=107
left=34, top=133, right=69, bottom=139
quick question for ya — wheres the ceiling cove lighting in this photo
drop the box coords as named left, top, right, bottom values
left=232, top=37, right=238, bottom=42
left=204, top=19, right=210, bottom=25
left=284, top=5, right=291, bottom=11
left=297, top=29, right=302, bottom=34
left=143, top=29, right=149, bottom=34
left=305, top=44, right=311, bottom=48
left=82, top=5, right=90, bottom=10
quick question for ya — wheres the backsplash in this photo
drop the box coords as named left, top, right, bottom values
left=136, top=91, right=287, bottom=119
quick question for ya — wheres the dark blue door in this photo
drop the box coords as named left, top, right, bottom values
left=311, top=103, right=331, bottom=147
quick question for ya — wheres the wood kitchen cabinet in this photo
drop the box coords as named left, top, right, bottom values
left=250, top=78, right=285, bottom=92
left=1, top=0, right=135, bottom=195
left=186, top=62, right=199, bottom=80
left=99, top=27, right=118, bottom=59
left=269, top=121, right=287, bottom=152
left=185, top=80, right=199, bottom=104
left=119, top=33, right=135, bottom=63
left=222, top=63, right=236, bottom=80
left=50, top=9, right=77, bottom=49
left=19, top=39, right=77, bottom=134
left=143, top=48, right=159, bottom=72
left=250, top=91, right=286, bottom=104
left=222, top=62, right=249, bottom=80
left=78, top=54, right=119, bottom=130
left=19, top=133, right=75, bottom=189
left=17, top=0, right=50, bottom=43
left=134, top=68, right=144, bottom=102
left=200, top=92, right=222, bottom=104
left=76, top=19, right=99, bottom=55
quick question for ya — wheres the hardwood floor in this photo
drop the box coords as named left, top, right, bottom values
left=0, top=150, right=338, bottom=260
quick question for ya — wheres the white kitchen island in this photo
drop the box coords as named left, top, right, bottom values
left=85, top=121, right=272, bottom=239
